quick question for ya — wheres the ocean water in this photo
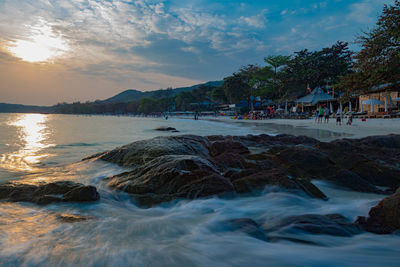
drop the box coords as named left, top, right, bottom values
left=0, top=113, right=399, bottom=267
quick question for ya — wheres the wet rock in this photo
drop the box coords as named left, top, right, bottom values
left=106, top=155, right=234, bottom=206
left=272, top=146, right=334, bottom=178
left=56, top=213, right=94, bottom=223
left=85, top=134, right=400, bottom=206
left=266, top=214, right=361, bottom=237
left=154, top=126, right=178, bottom=132
left=0, top=181, right=100, bottom=205
left=86, top=135, right=210, bottom=167
left=231, top=170, right=327, bottom=200
left=355, top=188, right=400, bottom=234
left=325, top=169, right=383, bottom=194
left=219, top=218, right=269, bottom=242
left=209, top=140, right=249, bottom=157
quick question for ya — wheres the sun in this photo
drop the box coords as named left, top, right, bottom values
left=7, top=21, right=69, bottom=63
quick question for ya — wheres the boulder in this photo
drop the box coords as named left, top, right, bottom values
left=231, top=169, right=327, bottom=199
left=106, top=155, right=233, bottom=206
left=83, top=134, right=400, bottom=207
left=0, top=181, right=100, bottom=205
left=266, top=214, right=361, bottom=237
left=56, top=213, right=95, bottom=223
left=154, top=126, right=178, bottom=132
left=355, top=187, right=400, bottom=234
left=86, top=135, right=210, bottom=167
left=219, top=218, right=269, bottom=242
left=209, top=140, right=249, bottom=157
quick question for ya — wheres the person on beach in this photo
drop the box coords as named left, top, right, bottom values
left=324, top=107, right=330, bottom=123
left=347, top=113, right=353, bottom=125
left=315, top=108, right=319, bottom=123
left=336, top=108, right=342, bottom=126
left=318, top=106, right=324, bottom=123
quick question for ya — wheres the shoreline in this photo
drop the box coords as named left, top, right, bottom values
left=197, top=116, right=400, bottom=142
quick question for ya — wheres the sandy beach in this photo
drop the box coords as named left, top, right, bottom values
left=206, top=116, right=400, bottom=141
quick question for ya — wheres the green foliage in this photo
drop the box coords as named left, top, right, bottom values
left=283, top=41, right=353, bottom=94
left=175, top=91, right=196, bottom=111
left=137, top=98, right=161, bottom=113
left=340, top=1, right=400, bottom=93
left=211, top=87, right=227, bottom=103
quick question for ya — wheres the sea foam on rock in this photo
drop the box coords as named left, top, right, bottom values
left=87, top=134, right=400, bottom=207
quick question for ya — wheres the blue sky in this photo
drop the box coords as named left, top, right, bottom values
left=0, top=0, right=393, bottom=105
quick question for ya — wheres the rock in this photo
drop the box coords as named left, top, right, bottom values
left=266, top=214, right=361, bottom=237
left=355, top=188, right=400, bottom=234
left=56, top=213, right=94, bottom=223
left=209, top=140, right=249, bottom=157
left=220, top=218, right=269, bottom=242
left=84, top=134, right=400, bottom=206
left=0, top=181, right=100, bottom=205
left=325, top=169, right=383, bottom=194
left=86, top=135, right=210, bottom=167
left=106, top=155, right=233, bottom=206
left=154, top=126, right=178, bottom=132
left=231, top=170, right=327, bottom=199
left=62, top=185, right=100, bottom=202
left=272, top=146, right=334, bottom=178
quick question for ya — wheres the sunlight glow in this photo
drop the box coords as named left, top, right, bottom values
left=7, top=20, right=69, bottom=63
left=0, top=114, right=54, bottom=172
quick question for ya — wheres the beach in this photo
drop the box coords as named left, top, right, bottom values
left=207, top=116, right=400, bottom=141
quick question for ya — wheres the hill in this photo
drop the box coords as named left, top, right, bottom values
left=102, top=81, right=222, bottom=103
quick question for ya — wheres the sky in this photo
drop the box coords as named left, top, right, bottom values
left=0, top=0, right=394, bottom=105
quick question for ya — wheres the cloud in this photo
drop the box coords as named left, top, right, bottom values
left=0, top=0, right=395, bottom=105
left=239, top=10, right=268, bottom=29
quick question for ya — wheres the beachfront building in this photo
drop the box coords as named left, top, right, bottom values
left=358, top=84, right=400, bottom=113
left=295, top=87, right=337, bottom=112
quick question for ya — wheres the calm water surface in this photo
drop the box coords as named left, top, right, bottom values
left=0, top=113, right=398, bottom=267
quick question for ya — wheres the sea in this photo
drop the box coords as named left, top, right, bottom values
left=0, top=113, right=399, bottom=267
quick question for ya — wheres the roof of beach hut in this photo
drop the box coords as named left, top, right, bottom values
left=296, top=87, right=336, bottom=105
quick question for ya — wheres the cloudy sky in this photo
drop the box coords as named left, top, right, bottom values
left=0, top=0, right=393, bottom=105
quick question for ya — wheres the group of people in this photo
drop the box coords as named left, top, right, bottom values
left=315, top=106, right=331, bottom=124
left=315, top=105, right=353, bottom=126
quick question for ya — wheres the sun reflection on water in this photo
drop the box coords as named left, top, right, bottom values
left=0, top=114, right=54, bottom=172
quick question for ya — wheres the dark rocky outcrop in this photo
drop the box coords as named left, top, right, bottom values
left=85, top=135, right=210, bottom=167
left=218, top=218, right=269, bottom=242
left=86, top=134, right=400, bottom=207
left=154, top=126, right=179, bottom=132
left=56, top=213, right=95, bottom=223
left=266, top=214, right=361, bottom=237
left=356, top=187, right=400, bottom=234
left=0, top=181, right=100, bottom=205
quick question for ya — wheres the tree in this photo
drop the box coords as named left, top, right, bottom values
left=222, top=73, right=250, bottom=103
left=175, top=91, right=196, bottom=111
left=264, top=55, right=291, bottom=76
left=211, top=87, right=227, bottom=103
left=340, top=1, right=400, bottom=93
left=137, top=98, right=160, bottom=113
left=283, top=42, right=353, bottom=95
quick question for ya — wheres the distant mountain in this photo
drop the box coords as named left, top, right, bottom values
left=0, top=103, right=52, bottom=113
left=102, top=81, right=222, bottom=103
